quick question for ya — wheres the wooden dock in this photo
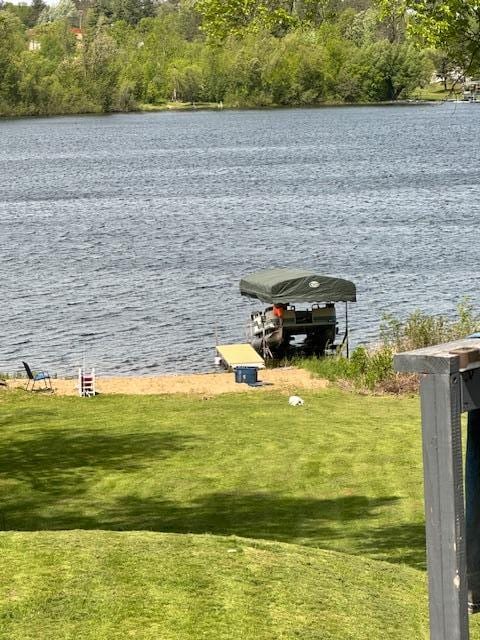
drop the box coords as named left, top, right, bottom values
left=216, top=344, right=265, bottom=370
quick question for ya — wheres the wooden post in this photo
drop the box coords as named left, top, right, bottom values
left=418, top=371, right=468, bottom=639
left=394, top=337, right=480, bottom=640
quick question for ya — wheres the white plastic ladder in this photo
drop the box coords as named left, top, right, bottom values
left=78, top=367, right=95, bottom=397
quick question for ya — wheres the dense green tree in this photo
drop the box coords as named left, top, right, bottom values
left=433, top=50, right=457, bottom=89
left=169, top=60, right=203, bottom=100
left=0, top=11, right=25, bottom=111
left=112, top=0, right=155, bottom=24
left=0, top=0, right=445, bottom=116
left=31, top=0, right=47, bottom=25
left=112, top=14, right=190, bottom=102
left=89, top=0, right=155, bottom=26
left=199, top=45, right=228, bottom=100
left=173, top=0, right=202, bottom=41
left=381, top=0, right=480, bottom=75
left=360, top=40, right=433, bottom=100
left=292, top=0, right=347, bottom=24
left=82, top=25, right=120, bottom=109
left=376, top=0, right=405, bottom=43
left=261, top=29, right=327, bottom=103
left=218, top=32, right=274, bottom=105
left=2, top=2, right=34, bottom=27
left=37, top=19, right=77, bottom=63
left=196, top=0, right=297, bottom=42
left=336, top=7, right=378, bottom=45
left=38, top=0, right=78, bottom=24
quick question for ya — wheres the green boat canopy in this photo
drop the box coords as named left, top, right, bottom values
left=240, top=268, right=356, bottom=304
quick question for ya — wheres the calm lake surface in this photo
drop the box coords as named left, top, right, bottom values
left=1, top=104, right=480, bottom=376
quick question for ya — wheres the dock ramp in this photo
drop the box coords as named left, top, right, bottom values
left=216, top=344, right=265, bottom=370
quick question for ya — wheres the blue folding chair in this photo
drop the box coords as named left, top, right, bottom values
left=22, top=361, right=52, bottom=391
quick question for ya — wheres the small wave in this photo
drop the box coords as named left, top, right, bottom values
left=144, top=362, right=160, bottom=369
left=8, top=339, right=32, bottom=347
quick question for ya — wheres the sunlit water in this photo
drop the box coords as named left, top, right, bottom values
left=1, top=104, right=480, bottom=376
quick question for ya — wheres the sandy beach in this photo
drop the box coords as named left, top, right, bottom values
left=8, top=367, right=327, bottom=397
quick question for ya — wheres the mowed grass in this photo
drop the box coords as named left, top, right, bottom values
left=1, top=388, right=479, bottom=639
left=0, top=531, right=427, bottom=640
left=0, top=389, right=424, bottom=565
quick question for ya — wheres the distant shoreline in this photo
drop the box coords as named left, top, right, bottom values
left=0, top=99, right=444, bottom=121
left=139, top=99, right=439, bottom=112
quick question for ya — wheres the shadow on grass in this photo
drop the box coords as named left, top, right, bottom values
left=0, top=428, right=195, bottom=480
left=106, top=492, right=398, bottom=539
left=97, top=493, right=426, bottom=568
left=0, top=426, right=426, bottom=568
left=351, top=522, right=426, bottom=569
left=0, top=406, right=59, bottom=428
left=0, top=427, right=197, bottom=529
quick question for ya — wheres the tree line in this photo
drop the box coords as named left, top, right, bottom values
left=0, top=0, right=473, bottom=117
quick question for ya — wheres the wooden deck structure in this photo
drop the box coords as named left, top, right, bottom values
left=216, top=344, right=265, bottom=370
left=395, top=337, right=480, bottom=640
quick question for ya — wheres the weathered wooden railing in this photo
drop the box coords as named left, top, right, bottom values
left=395, top=337, right=480, bottom=640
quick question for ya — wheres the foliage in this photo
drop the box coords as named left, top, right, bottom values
left=300, top=300, right=480, bottom=392
left=0, top=11, right=25, bottom=113
left=1, top=0, right=46, bottom=28
left=298, top=344, right=397, bottom=391
left=381, top=0, right=480, bottom=76
left=0, top=0, right=445, bottom=117
left=89, top=0, right=155, bottom=27
left=380, top=298, right=480, bottom=351
left=376, top=0, right=406, bottom=43
left=37, top=20, right=77, bottom=63
left=195, top=0, right=298, bottom=43
left=359, top=40, right=433, bottom=100
left=82, top=25, right=121, bottom=110
left=433, top=49, right=458, bottom=89
left=38, top=0, right=78, bottom=25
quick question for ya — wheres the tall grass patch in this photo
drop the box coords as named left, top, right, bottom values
left=299, top=300, right=480, bottom=392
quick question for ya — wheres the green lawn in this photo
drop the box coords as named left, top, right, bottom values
left=0, top=388, right=478, bottom=638
left=0, top=531, right=427, bottom=640
left=414, top=83, right=462, bottom=101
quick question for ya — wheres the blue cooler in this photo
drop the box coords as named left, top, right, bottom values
left=234, top=367, right=258, bottom=385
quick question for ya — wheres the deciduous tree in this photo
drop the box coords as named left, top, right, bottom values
left=381, top=0, right=480, bottom=75
left=0, top=11, right=25, bottom=109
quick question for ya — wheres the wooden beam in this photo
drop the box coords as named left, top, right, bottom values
left=393, top=336, right=480, bottom=640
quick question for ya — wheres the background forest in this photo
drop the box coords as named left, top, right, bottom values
left=0, top=0, right=467, bottom=116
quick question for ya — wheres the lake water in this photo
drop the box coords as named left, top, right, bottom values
left=1, top=104, right=480, bottom=376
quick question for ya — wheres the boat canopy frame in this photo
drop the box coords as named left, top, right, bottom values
left=239, top=268, right=356, bottom=304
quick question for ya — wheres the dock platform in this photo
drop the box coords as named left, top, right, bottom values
left=216, top=344, right=265, bottom=370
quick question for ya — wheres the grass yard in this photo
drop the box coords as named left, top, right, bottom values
left=0, top=531, right=427, bottom=640
left=0, top=388, right=478, bottom=638
left=414, top=84, right=460, bottom=101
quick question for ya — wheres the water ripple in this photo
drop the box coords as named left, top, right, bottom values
left=1, top=106, right=480, bottom=375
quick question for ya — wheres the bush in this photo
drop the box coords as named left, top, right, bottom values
left=299, top=299, right=480, bottom=393
left=380, top=298, right=480, bottom=351
left=298, top=344, right=395, bottom=391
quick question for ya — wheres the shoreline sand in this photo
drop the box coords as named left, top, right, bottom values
left=8, top=368, right=327, bottom=397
